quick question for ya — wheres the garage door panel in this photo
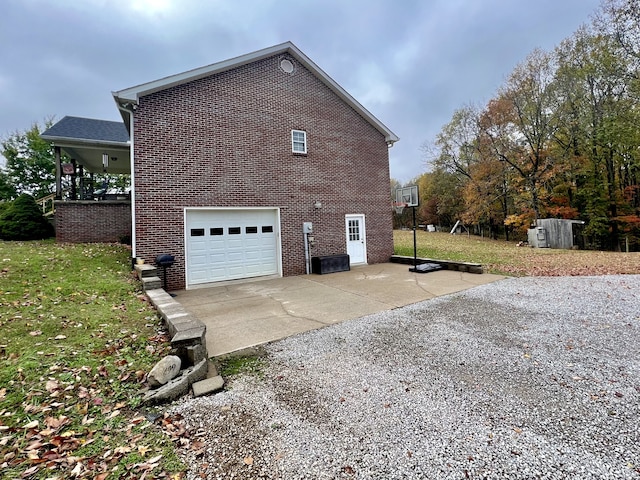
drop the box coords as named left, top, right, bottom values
left=186, top=209, right=279, bottom=286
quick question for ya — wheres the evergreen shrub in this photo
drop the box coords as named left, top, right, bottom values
left=0, top=194, right=55, bottom=240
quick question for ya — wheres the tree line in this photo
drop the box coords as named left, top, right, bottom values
left=400, top=0, right=639, bottom=251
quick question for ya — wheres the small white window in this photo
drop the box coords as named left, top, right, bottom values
left=292, top=130, right=307, bottom=154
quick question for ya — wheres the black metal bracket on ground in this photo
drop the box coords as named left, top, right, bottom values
left=408, top=263, right=443, bottom=274
left=391, top=255, right=484, bottom=274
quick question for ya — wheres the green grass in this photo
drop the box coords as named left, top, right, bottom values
left=218, top=353, right=265, bottom=378
left=0, top=240, right=185, bottom=479
left=393, top=230, right=640, bottom=276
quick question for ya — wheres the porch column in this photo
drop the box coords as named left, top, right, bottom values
left=70, top=159, right=77, bottom=200
left=78, top=165, right=85, bottom=199
left=55, top=146, right=62, bottom=199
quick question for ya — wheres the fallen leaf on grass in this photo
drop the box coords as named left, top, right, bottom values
left=70, top=461, right=83, bottom=476
left=20, top=465, right=39, bottom=477
left=138, top=445, right=151, bottom=456
left=24, top=420, right=39, bottom=429
left=45, top=380, right=60, bottom=393
left=45, top=415, right=70, bottom=430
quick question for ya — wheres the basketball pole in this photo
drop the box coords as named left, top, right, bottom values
left=412, top=205, right=417, bottom=270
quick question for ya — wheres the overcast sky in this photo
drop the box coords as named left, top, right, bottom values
left=1, top=0, right=601, bottom=182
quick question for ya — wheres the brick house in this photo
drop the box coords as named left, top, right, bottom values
left=42, top=42, right=399, bottom=290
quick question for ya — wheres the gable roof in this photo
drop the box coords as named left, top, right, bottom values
left=112, top=41, right=399, bottom=145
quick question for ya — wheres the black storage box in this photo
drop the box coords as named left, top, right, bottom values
left=312, top=254, right=350, bottom=274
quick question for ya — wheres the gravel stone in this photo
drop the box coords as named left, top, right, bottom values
left=170, top=275, right=640, bottom=479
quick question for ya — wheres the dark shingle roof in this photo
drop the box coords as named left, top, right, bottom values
left=41, top=116, right=129, bottom=143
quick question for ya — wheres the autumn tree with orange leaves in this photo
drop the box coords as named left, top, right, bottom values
left=422, top=0, right=640, bottom=250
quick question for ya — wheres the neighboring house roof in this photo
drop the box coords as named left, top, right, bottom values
left=112, top=41, right=399, bottom=145
left=41, top=116, right=129, bottom=144
left=40, top=116, right=130, bottom=174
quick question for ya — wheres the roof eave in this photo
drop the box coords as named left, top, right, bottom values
left=112, top=42, right=297, bottom=105
left=40, top=135, right=130, bottom=149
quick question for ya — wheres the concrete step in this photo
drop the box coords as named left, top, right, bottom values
left=135, top=263, right=158, bottom=279
left=192, top=375, right=224, bottom=398
left=142, top=276, right=162, bottom=291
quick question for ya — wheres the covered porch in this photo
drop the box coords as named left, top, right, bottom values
left=40, top=116, right=133, bottom=244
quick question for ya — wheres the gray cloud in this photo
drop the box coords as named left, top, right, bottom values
left=1, top=0, right=600, bottom=181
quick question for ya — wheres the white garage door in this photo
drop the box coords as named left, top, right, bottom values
left=186, top=209, right=280, bottom=286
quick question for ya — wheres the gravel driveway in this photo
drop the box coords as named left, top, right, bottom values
left=171, top=275, right=640, bottom=479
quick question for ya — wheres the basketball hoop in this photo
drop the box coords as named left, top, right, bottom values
left=393, top=201, right=408, bottom=215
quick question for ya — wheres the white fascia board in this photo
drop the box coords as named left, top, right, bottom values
left=112, top=42, right=295, bottom=103
left=111, top=41, right=399, bottom=145
left=40, top=135, right=130, bottom=149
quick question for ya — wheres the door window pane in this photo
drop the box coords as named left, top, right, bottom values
left=348, top=220, right=360, bottom=241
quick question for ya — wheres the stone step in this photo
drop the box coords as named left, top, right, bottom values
left=192, top=375, right=224, bottom=398
left=142, top=276, right=162, bottom=291
left=135, top=263, right=158, bottom=279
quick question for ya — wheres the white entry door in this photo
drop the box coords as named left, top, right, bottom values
left=345, top=214, right=367, bottom=265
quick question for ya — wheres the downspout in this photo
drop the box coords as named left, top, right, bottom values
left=117, top=103, right=136, bottom=267
left=54, top=146, right=62, bottom=199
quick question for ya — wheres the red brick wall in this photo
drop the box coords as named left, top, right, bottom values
left=133, top=54, right=394, bottom=290
left=55, top=201, right=132, bottom=244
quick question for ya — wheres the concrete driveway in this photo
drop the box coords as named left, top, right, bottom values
left=174, top=263, right=504, bottom=357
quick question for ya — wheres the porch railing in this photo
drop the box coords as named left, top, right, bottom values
left=38, top=193, right=57, bottom=217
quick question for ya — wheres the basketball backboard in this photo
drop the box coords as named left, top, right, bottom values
left=395, top=185, right=419, bottom=207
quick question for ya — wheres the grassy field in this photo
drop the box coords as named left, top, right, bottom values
left=0, top=241, right=185, bottom=479
left=394, top=230, right=640, bottom=276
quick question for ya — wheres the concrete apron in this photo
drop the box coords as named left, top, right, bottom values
left=174, top=263, right=505, bottom=357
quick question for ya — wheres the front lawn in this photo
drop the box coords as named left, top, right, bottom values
left=0, top=241, right=185, bottom=479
